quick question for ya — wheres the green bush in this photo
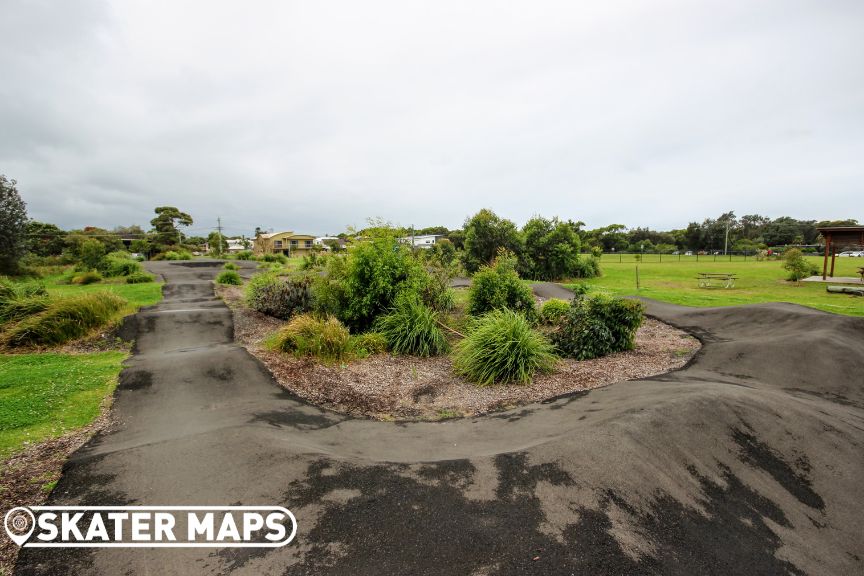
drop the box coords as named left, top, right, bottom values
left=261, top=253, right=288, bottom=264
left=453, top=310, right=556, bottom=385
left=125, top=272, right=155, bottom=284
left=1, top=292, right=127, bottom=347
left=350, top=332, right=389, bottom=356
left=161, top=250, right=192, bottom=261
left=71, top=271, right=103, bottom=285
left=223, top=262, right=239, bottom=271
left=374, top=295, right=447, bottom=357
left=101, top=253, right=143, bottom=277
left=783, top=248, right=819, bottom=282
left=272, top=314, right=351, bottom=361
left=467, top=252, right=536, bottom=321
left=571, top=256, right=601, bottom=278
left=539, top=298, right=571, bottom=325
left=552, top=295, right=644, bottom=360
left=235, top=250, right=254, bottom=260
left=246, top=274, right=312, bottom=319
left=334, top=237, right=431, bottom=331
left=215, top=270, right=242, bottom=285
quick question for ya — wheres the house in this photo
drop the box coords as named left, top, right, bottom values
left=226, top=238, right=250, bottom=253
left=253, top=231, right=316, bottom=256
left=398, top=234, right=443, bottom=249
left=314, top=236, right=347, bottom=251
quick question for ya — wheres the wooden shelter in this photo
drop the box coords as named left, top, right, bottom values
left=817, top=226, right=864, bottom=279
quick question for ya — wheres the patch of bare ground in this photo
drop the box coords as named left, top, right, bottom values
left=217, top=284, right=701, bottom=421
left=0, top=399, right=115, bottom=575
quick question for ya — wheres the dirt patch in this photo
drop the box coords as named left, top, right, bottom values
left=0, top=398, right=114, bottom=575
left=217, top=285, right=701, bottom=420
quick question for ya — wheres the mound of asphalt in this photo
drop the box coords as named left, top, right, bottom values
left=14, top=264, right=864, bottom=575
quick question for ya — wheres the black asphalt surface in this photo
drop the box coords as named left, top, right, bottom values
left=15, top=261, right=864, bottom=575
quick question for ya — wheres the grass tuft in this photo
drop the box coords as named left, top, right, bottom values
left=453, top=309, right=556, bottom=385
left=374, top=296, right=447, bottom=357
left=1, top=292, right=127, bottom=347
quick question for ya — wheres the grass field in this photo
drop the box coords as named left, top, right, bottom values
left=0, top=273, right=163, bottom=460
left=565, top=256, right=864, bottom=316
left=0, top=352, right=126, bottom=459
left=44, top=276, right=163, bottom=308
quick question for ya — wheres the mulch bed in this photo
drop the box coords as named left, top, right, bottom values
left=217, top=285, right=701, bottom=420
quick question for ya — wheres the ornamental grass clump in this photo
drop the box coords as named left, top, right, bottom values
left=273, top=314, right=351, bottom=361
left=453, top=309, right=556, bottom=386
left=1, top=292, right=127, bottom=347
left=215, top=270, right=242, bottom=285
left=350, top=331, right=389, bottom=356
left=374, top=295, right=447, bottom=357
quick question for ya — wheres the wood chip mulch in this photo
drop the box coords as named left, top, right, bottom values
left=216, top=285, right=702, bottom=421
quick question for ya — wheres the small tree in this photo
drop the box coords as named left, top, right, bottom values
left=782, top=248, right=816, bottom=282
left=0, top=175, right=28, bottom=274
left=79, top=238, right=106, bottom=270
left=462, top=209, right=522, bottom=273
left=150, top=206, right=193, bottom=247
left=207, top=231, right=229, bottom=256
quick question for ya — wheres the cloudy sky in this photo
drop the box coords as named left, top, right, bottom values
left=1, top=0, right=862, bottom=237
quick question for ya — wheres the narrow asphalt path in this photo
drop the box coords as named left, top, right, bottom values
left=16, top=263, right=864, bottom=575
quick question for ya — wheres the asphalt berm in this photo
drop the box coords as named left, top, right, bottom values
left=15, top=260, right=864, bottom=575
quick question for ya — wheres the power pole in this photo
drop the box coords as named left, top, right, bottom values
left=216, top=217, right=224, bottom=258
left=724, top=221, right=730, bottom=255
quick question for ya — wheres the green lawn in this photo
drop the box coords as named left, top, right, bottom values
left=0, top=272, right=164, bottom=460
left=0, top=352, right=126, bottom=458
left=564, top=256, right=864, bottom=317
left=44, top=276, right=163, bottom=308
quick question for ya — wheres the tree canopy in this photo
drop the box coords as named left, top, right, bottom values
left=0, top=175, right=28, bottom=274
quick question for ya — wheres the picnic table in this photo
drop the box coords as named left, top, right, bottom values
left=697, top=272, right=738, bottom=288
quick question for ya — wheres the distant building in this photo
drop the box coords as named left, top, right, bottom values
left=314, top=237, right=346, bottom=251
left=253, top=231, right=316, bottom=256
left=398, top=234, right=443, bottom=249
left=226, top=238, right=250, bottom=253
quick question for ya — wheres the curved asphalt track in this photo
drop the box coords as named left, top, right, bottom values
left=15, top=261, right=864, bottom=575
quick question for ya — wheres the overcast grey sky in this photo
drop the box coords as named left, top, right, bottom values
left=1, top=0, right=862, bottom=237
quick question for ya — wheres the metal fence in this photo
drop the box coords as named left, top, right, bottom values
left=596, top=252, right=778, bottom=264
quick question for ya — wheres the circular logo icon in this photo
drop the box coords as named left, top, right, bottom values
left=4, top=507, right=35, bottom=546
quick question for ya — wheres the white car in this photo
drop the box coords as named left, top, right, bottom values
left=837, top=251, right=864, bottom=257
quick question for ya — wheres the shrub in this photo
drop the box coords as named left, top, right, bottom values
left=374, top=295, right=447, bottom=357
left=552, top=295, right=644, bottom=360
left=467, top=251, right=536, bottom=321
left=261, top=253, right=288, bottom=264
left=235, top=250, right=254, bottom=260
left=101, top=253, right=143, bottom=277
left=453, top=310, right=556, bottom=385
left=215, top=270, right=242, bottom=285
left=246, top=274, right=312, bottom=319
left=337, top=236, right=431, bottom=331
left=161, top=250, right=192, bottom=261
left=1, top=292, right=127, bottom=347
left=71, top=270, right=103, bottom=285
left=78, top=238, right=106, bottom=270
left=783, top=248, right=818, bottom=282
left=272, top=314, right=351, bottom=361
left=350, top=332, right=389, bottom=356
left=223, top=262, right=239, bottom=271
left=125, top=272, right=155, bottom=284
left=571, top=256, right=601, bottom=278
left=539, top=298, right=570, bottom=325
